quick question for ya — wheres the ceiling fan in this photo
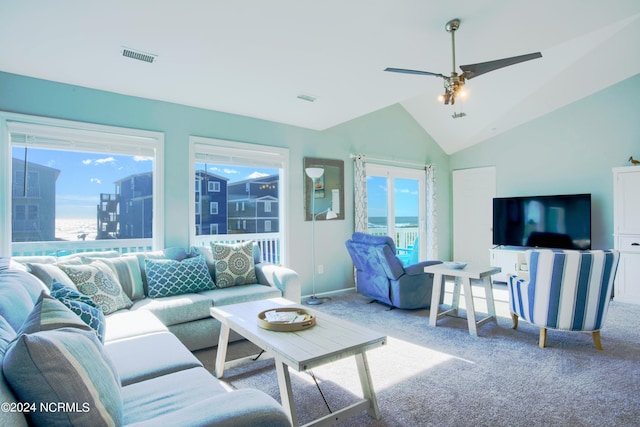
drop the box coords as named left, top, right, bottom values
left=385, top=18, right=542, bottom=105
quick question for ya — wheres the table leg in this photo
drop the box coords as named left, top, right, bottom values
left=214, top=323, right=230, bottom=378
left=451, top=277, right=462, bottom=315
left=483, top=276, right=497, bottom=320
left=429, top=273, right=444, bottom=326
left=462, top=278, right=478, bottom=336
left=355, top=352, right=381, bottom=420
left=275, top=360, right=299, bottom=427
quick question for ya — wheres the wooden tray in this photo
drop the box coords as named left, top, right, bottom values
left=257, top=307, right=316, bottom=332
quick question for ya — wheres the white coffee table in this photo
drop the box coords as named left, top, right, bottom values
left=210, top=297, right=386, bottom=427
left=424, top=264, right=501, bottom=336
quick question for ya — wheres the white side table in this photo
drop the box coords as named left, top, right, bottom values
left=424, top=264, right=501, bottom=336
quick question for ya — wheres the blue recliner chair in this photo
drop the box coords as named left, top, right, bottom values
left=345, top=232, right=442, bottom=309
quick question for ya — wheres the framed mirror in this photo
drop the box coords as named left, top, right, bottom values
left=304, top=157, right=344, bottom=221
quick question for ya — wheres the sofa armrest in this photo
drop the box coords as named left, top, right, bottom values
left=255, top=263, right=301, bottom=303
left=404, top=260, right=442, bottom=276
left=125, top=389, right=292, bottom=427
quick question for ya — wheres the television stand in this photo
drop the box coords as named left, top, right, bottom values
left=489, top=247, right=529, bottom=283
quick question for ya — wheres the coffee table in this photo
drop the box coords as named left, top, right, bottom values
left=210, top=297, right=386, bottom=427
left=424, top=264, right=501, bottom=336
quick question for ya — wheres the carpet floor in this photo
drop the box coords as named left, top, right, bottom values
left=194, top=286, right=640, bottom=426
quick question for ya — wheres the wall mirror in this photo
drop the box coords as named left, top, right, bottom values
left=304, top=157, right=344, bottom=221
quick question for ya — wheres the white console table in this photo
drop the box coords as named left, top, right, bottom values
left=489, top=248, right=529, bottom=283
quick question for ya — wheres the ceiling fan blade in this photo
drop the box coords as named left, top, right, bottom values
left=384, top=67, right=445, bottom=78
left=460, top=52, right=542, bottom=80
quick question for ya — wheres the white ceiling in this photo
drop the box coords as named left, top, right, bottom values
left=1, top=1, right=639, bottom=154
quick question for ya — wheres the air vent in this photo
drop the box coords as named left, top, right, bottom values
left=297, top=93, right=317, bottom=102
left=122, top=48, right=157, bottom=64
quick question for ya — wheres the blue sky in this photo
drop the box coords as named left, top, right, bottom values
left=13, top=147, right=275, bottom=219
left=367, top=176, right=419, bottom=218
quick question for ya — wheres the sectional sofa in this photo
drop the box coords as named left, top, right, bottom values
left=0, top=242, right=300, bottom=426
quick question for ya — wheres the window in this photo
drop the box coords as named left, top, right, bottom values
left=264, top=201, right=272, bottom=212
left=366, top=163, right=425, bottom=260
left=0, top=112, right=164, bottom=255
left=190, top=136, right=289, bottom=265
left=208, top=181, right=220, bottom=192
left=264, top=220, right=272, bottom=232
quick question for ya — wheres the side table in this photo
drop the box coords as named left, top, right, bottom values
left=424, top=264, right=501, bottom=336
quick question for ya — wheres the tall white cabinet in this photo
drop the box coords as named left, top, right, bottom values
left=613, top=166, right=640, bottom=305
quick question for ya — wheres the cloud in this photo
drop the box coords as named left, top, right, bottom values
left=95, top=157, right=115, bottom=164
left=133, top=156, right=152, bottom=162
left=90, top=178, right=102, bottom=184
left=82, top=159, right=92, bottom=165
left=248, top=171, right=269, bottom=179
left=223, top=168, right=238, bottom=174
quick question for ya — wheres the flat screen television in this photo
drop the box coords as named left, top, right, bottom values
left=492, top=193, right=591, bottom=250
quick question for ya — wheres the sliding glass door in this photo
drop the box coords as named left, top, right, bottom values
left=366, top=164, right=425, bottom=261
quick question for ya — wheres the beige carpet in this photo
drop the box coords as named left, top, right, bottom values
left=194, top=286, right=640, bottom=426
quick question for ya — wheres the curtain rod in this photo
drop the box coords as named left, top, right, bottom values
left=349, top=153, right=431, bottom=169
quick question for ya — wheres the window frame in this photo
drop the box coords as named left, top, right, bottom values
left=189, top=136, right=289, bottom=265
left=0, top=111, right=165, bottom=256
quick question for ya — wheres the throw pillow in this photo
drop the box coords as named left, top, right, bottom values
left=211, top=241, right=257, bottom=288
left=58, top=261, right=133, bottom=315
left=18, top=293, right=93, bottom=336
left=88, top=256, right=145, bottom=301
left=2, top=327, right=123, bottom=426
left=145, top=256, right=216, bottom=298
left=25, top=261, right=79, bottom=290
left=50, top=280, right=106, bottom=342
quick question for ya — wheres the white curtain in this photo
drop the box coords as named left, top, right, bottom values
left=353, top=154, right=368, bottom=233
left=425, top=164, right=438, bottom=260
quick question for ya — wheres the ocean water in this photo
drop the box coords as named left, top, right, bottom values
left=368, top=216, right=418, bottom=229
left=55, top=218, right=97, bottom=241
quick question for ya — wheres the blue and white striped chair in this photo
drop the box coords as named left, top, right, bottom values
left=508, top=249, right=620, bottom=349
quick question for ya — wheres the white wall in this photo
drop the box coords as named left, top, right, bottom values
left=450, top=73, right=640, bottom=249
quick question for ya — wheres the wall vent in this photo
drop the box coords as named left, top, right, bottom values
left=122, top=48, right=157, bottom=63
left=297, top=93, right=317, bottom=102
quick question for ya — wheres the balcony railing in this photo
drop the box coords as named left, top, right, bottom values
left=368, top=227, right=420, bottom=252
left=12, top=239, right=153, bottom=257
left=12, top=233, right=283, bottom=265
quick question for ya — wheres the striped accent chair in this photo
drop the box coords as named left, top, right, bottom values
left=508, top=249, right=620, bottom=349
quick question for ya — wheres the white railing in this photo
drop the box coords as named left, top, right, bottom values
left=12, top=239, right=153, bottom=257
left=12, top=233, right=284, bottom=264
left=368, top=227, right=420, bottom=250
left=192, top=233, right=282, bottom=264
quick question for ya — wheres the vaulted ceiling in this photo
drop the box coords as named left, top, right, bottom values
left=1, top=1, right=639, bottom=154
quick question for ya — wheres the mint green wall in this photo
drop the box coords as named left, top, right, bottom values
left=450, top=73, right=640, bottom=250
left=0, top=71, right=451, bottom=297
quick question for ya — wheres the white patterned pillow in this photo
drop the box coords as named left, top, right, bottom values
left=58, top=261, right=133, bottom=315
left=211, top=241, right=257, bottom=288
left=145, top=256, right=215, bottom=298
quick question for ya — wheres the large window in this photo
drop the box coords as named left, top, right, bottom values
left=0, top=112, right=164, bottom=256
left=190, top=136, right=289, bottom=264
left=366, top=163, right=426, bottom=260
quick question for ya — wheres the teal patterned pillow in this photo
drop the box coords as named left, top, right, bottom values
left=145, top=256, right=215, bottom=298
left=211, top=241, right=257, bottom=288
left=58, top=261, right=133, bottom=315
left=18, top=293, right=94, bottom=335
left=50, top=280, right=106, bottom=342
